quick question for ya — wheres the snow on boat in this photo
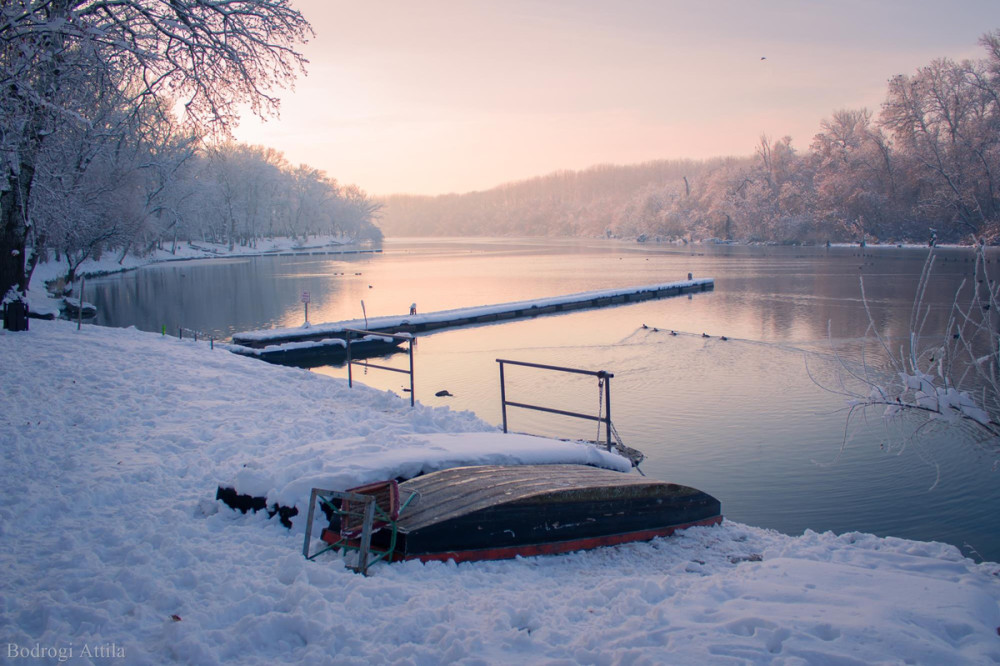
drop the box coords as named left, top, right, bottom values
left=61, top=297, right=97, bottom=318
left=304, top=464, right=722, bottom=570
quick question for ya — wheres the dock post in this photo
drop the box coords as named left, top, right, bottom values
left=346, top=332, right=353, bottom=387
left=499, top=361, right=508, bottom=433
left=604, top=373, right=612, bottom=450
left=408, top=341, right=415, bottom=407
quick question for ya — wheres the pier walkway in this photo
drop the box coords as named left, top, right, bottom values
left=231, top=278, right=714, bottom=348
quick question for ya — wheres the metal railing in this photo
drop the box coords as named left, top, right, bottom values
left=496, top=359, right=613, bottom=449
left=344, top=328, right=415, bottom=406
left=174, top=326, right=217, bottom=349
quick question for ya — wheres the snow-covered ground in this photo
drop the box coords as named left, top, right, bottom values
left=2, top=319, right=999, bottom=665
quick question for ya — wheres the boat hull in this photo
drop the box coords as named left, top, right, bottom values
left=409, top=515, right=722, bottom=563
left=356, top=464, right=722, bottom=563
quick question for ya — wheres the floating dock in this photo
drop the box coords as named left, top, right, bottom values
left=231, top=278, right=713, bottom=348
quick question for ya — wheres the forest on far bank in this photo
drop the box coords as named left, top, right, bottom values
left=380, top=30, right=1000, bottom=246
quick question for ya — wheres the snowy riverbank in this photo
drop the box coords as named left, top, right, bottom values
left=2, top=319, right=999, bottom=664
left=22, top=236, right=373, bottom=319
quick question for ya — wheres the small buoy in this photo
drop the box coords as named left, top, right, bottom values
left=435, top=390, right=453, bottom=397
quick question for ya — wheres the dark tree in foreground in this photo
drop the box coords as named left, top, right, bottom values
left=0, top=0, right=311, bottom=302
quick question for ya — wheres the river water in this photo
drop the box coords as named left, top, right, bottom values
left=87, top=238, right=1000, bottom=561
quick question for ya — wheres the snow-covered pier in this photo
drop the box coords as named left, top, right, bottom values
left=231, top=278, right=714, bottom=347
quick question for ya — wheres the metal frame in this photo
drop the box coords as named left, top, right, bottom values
left=302, top=488, right=384, bottom=575
left=343, top=328, right=415, bottom=406
left=496, top=359, right=614, bottom=450
left=303, top=486, right=417, bottom=575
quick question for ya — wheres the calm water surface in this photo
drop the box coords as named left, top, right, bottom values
left=89, top=238, right=1000, bottom=561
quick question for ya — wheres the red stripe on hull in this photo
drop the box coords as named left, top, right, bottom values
left=408, top=515, right=723, bottom=564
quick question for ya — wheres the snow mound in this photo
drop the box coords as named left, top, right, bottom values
left=229, top=432, right=632, bottom=510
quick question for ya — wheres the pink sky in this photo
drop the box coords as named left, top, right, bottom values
left=234, top=0, right=1000, bottom=196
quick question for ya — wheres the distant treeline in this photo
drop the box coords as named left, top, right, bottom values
left=31, top=135, right=383, bottom=283
left=381, top=30, right=1000, bottom=245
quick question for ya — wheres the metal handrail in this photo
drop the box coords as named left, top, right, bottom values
left=496, top=358, right=614, bottom=449
left=344, top=328, right=415, bottom=406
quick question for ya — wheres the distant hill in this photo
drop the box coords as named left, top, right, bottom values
left=378, top=158, right=737, bottom=238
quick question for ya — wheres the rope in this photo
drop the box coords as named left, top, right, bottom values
left=596, top=375, right=646, bottom=473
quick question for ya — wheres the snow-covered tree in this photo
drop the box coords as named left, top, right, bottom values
left=0, top=0, right=311, bottom=302
left=880, top=35, right=1000, bottom=240
left=812, top=109, right=901, bottom=242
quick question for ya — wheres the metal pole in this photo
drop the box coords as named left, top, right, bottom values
left=302, top=489, right=320, bottom=558
left=346, top=332, right=353, bottom=387
left=499, top=361, right=508, bottom=433
left=604, top=373, right=612, bottom=450
left=408, top=340, right=415, bottom=407
left=77, top=277, right=84, bottom=330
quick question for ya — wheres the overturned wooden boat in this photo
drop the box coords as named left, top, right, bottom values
left=303, top=464, right=721, bottom=571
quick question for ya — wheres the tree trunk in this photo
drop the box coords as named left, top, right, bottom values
left=0, top=165, right=35, bottom=300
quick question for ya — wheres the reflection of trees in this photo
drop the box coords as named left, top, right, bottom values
left=815, top=248, right=1000, bottom=461
left=92, top=256, right=375, bottom=339
left=701, top=247, right=978, bottom=345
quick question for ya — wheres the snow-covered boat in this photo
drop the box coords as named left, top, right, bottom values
left=305, top=464, right=722, bottom=567
left=61, top=297, right=97, bottom=318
